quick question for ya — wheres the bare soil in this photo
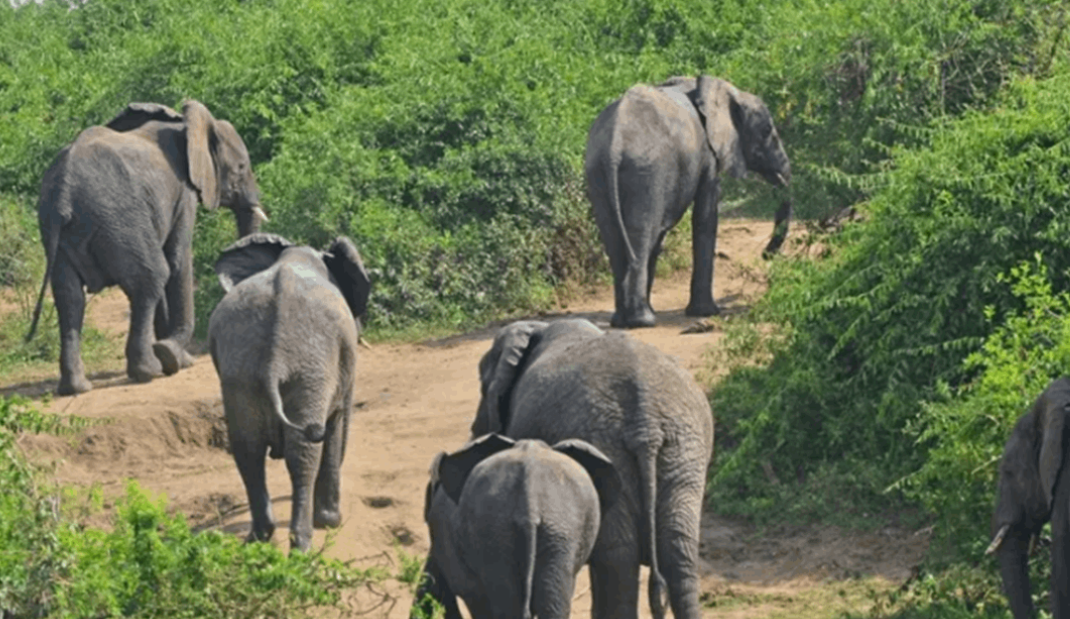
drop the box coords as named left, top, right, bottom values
left=8, top=219, right=930, bottom=618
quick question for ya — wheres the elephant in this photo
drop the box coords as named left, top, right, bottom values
left=442, top=318, right=714, bottom=619
left=207, top=232, right=371, bottom=552
left=26, top=100, right=267, bottom=395
left=584, top=74, right=792, bottom=328
left=986, top=376, right=1070, bottom=619
left=412, top=433, right=622, bottom=619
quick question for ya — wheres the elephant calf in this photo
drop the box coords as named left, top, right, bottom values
left=987, top=376, right=1070, bottom=619
left=208, top=233, right=371, bottom=552
left=413, top=434, right=620, bottom=619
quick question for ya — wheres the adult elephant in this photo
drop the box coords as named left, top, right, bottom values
left=454, top=318, right=714, bottom=619
left=986, top=377, right=1070, bottom=619
left=585, top=74, right=792, bottom=328
left=208, top=233, right=371, bottom=553
left=26, top=100, right=267, bottom=395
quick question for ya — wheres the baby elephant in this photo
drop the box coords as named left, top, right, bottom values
left=208, top=233, right=370, bottom=552
left=414, top=434, right=621, bottom=619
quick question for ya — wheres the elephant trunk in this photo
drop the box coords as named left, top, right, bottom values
left=761, top=195, right=793, bottom=259
left=233, top=205, right=269, bottom=238
left=996, top=528, right=1036, bottom=619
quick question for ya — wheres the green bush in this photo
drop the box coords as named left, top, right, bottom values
left=0, top=395, right=385, bottom=618
left=709, top=71, right=1070, bottom=524
left=4, top=0, right=1061, bottom=340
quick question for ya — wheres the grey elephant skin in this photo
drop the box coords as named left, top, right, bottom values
left=207, top=233, right=371, bottom=553
left=26, top=100, right=267, bottom=395
left=585, top=75, right=791, bottom=328
left=413, top=433, right=622, bottom=619
left=987, top=377, right=1070, bottom=619
left=451, top=319, right=714, bottom=619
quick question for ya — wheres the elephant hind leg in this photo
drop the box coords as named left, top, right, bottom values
left=51, top=253, right=92, bottom=395
left=588, top=523, right=641, bottom=619
left=284, top=425, right=326, bottom=553
left=312, top=408, right=347, bottom=529
left=656, top=473, right=706, bottom=619
left=230, top=439, right=275, bottom=543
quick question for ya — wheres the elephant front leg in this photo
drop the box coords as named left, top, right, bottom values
left=51, top=254, right=92, bottom=395
left=686, top=178, right=720, bottom=317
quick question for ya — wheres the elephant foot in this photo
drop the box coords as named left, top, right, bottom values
left=127, top=356, right=163, bottom=383
left=57, top=374, right=93, bottom=396
left=153, top=341, right=194, bottom=376
left=313, top=508, right=342, bottom=529
left=289, top=530, right=313, bottom=554
left=685, top=300, right=721, bottom=317
left=245, top=522, right=275, bottom=544
left=611, top=308, right=656, bottom=329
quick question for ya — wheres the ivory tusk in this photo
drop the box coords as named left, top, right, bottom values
left=985, top=524, right=1010, bottom=555
left=775, top=172, right=789, bottom=187
left=252, top=205, right=270, bottom=223
left=359, top=335, right=373, bottom=350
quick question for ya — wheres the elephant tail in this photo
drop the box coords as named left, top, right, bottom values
left=518, top=517, right=537, bottom=619
left=25, top=213, right=62, bottom=343
left=606, top=133, right=636, bottom=266
left=265, top=377, right=326, bottom=443
left=638, top=445, right=668, bottom=619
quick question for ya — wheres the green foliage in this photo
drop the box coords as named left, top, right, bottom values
left=709, top=71, right=1070, bottom=525
left=0, top=395, right=385, bottom=618
left=3, top=0, right=1062, bottom=339
left=903, top=259, right=1070, bottom=560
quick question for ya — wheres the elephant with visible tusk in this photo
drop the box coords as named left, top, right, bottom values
left=986, top=376, right=1070, bottom=619
left=26, top=100, right=268, bottom=394
left=208, top=233, right=371, bottom=553
left=584, top=74, right=792, bottom=328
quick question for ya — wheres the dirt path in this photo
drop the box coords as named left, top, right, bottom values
left=11, top=220, right=928, bottom=618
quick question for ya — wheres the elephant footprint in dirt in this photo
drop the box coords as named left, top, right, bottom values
left=208, top=233, right=371, bottom=553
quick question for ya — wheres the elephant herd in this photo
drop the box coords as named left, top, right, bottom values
left=18, top=74, right=1060, bottom=618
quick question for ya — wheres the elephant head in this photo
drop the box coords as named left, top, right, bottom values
left=471, top=321, right=548, bottom=436
left=106, top=100, right=267, bottom=237
left=432, top=433, right=622, bottom=516
left=213, top=233, right=372, bottom=322
left=986, top=377, right=1070, bottom=619
left=672, top=74, right=793, bottom=258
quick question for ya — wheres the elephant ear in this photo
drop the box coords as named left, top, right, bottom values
left=213, top=233, right=294, bottom=293
left=1039, top=379, right=1070, bottom=509
left=322, top=237, right=372, bottom=321
left=105, top=102, right=183, bottom=132
left=438, top=433, right=516, bottom=504
left=424, top=452, right=447, bottom=523
left=693, top=74, right=746, bottom=178
left=472, top=321, right=547, bottom=435
left=183, top=99, right=220, bottom=209
left=553, top=439, right=622, bottom=516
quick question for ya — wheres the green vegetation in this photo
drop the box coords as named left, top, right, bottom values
left=3, top=0, right=1070, bottom=616
left=0, top=394, right=390, bottom=617
left=706, top=11, right=1070, bottom=617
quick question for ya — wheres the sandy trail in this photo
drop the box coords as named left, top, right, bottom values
left=10, top=220, right=927, bottom=618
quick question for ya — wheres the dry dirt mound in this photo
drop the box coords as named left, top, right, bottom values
left=9, top=219, right=930, bottom=618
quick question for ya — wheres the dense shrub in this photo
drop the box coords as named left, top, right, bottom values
left=3, top=0, right=1062, bottom=339
left=709, top=72, right=1070, bottom=524
left=0, top=395, right=383, bottom=618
